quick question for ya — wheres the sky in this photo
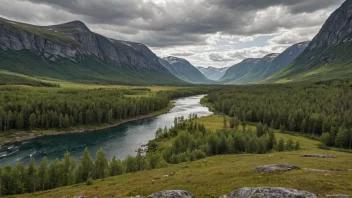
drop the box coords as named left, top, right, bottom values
left=0, top=0, right=345, bottom=68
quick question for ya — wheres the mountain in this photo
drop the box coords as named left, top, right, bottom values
left=159, top=56, right=213, bottom=84
left=220, top=42, right=309, bottom=84
left=267, top=0, right=352, bottom=83
left=196, top=66, right=228, bottom=81
left=0, top=17, right=185, bottom=85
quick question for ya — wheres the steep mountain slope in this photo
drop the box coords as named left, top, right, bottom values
left=0, top=17, right=184, bottom=85
left=196, top=66, right=228, bottom=81
left=220, top=42, right=309, bottom=84
left=159, top=56, right=213, bottom=84
left=267, top=0, right=352, bottom=82
left=220, top=54, right=279, bottom=84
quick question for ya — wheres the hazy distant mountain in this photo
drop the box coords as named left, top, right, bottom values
left=0, top=17, right=184, bottom=85
left=196, top=66, right=228, bottom=81
left=220, top=42, right=309, bottom=84
left=267, top=0, right=352, bottom=82
left=159, top=56, right=213, bottom=84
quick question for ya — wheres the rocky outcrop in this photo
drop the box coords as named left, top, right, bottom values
left=148, top=190, right=195, bottom=198
left=302, top=154, right=337, bottom=158
left=308, top=0, right=352, bottom=51
left=220, top=187, right=317, bottom=198
left=252, top=164, right=300, bottom=173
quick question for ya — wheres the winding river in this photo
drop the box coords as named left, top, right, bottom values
left=0, top=95, right=212, bottom=165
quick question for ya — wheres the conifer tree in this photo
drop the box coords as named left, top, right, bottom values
left=38, top=157, right=49, bottom=191
left=95, top=148, right=108, bottom=179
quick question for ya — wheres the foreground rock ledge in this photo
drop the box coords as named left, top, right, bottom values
left=220, top=187, right=317, bottom=198
left=252, top=164, right=300, bottom=173
left=302, top=154, right=337, bottom=158
left=148, top=190, right=195, bottom=198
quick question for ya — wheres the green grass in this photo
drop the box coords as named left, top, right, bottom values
left=0, top=70, right=58, bottom=87
left=15, top=115, right=352, bottom=198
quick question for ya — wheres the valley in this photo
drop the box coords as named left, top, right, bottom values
left=0, top=0, right=352, bottom=197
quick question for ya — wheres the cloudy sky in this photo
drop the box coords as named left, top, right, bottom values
left=0, top=0, right=345, bottom=67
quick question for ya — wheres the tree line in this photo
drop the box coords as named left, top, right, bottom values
left=205, top=79, right=352, bottom=149
left=0, top=147, right=167, bottom=196
left=0, top=86, right=210, bottom=132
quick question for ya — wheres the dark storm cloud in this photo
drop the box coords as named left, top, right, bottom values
left=7, top=0, right=346, bottom=47
left=208, top=0, right=344, bottom=13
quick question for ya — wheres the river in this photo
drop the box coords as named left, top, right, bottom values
left=0, top=95, right=212, bottom=165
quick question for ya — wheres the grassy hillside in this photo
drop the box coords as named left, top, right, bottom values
left=266, top=42, right=352, bottom=83
left=0, top=50, right=186, bottom=85
left=0, top=70, right=58, bottom=87
left=14, top=115, right=352, bottom=198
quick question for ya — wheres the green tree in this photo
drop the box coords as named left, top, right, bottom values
left=16, top=112, right=24, bottom=130
left=37, top=157, right=49, bottom=191
left=29, top=113, right=36, bottom=130
left=77, top=148, right=95, bottom=182
left=48, top=159, right=60, bottom=189
left=335, top=126, right=348, bottom=148
left=294, top=141, right=301, bottom=150
left=285, top=138, right=294, bottom=151
left=60, top=152, right=76, bottom=186
left=27, top=159, right=37, bottom=193
left=95, top=148, right=108, bottom=179
left=109, top=156, right=123, bottom=176
left=277, top=138, right=285, bottom=152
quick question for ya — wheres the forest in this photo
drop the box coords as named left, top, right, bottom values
left=0, top=86, right=211, bottom=132
left=0, top=114, right=300, bottom=196
left=204, top=79, right=352, bottom=149
left=149, top=114, right=300, bottom=164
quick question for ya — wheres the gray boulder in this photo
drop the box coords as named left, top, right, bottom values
left=302, top=154, right=337, bottom=158
left=148, top=190, right=195, bottom=198
left=220, top=187, right=317, bottom=198
left=252, top=164, right=300, bottom=173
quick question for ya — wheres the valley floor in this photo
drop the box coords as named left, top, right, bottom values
left=14, top=115, right=352, bottom=198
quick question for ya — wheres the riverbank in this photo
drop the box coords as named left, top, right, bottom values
left=0, top=102, right=175, bottom=147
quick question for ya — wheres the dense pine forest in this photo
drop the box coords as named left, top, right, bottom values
left=0, top=86, right=210, bottom=132
left=204, top=79, right=352, bottom=149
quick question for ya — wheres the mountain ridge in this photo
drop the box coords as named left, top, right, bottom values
left=220, top=41, right=309, bottom=84
left=0, top=17, right=184, bottom=85
left=159, top=56, right=214, bottom=84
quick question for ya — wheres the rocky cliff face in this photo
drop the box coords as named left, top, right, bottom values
left=308, top=0, right=352, bottom=50
left=0, top=17, right=165, bottom=70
